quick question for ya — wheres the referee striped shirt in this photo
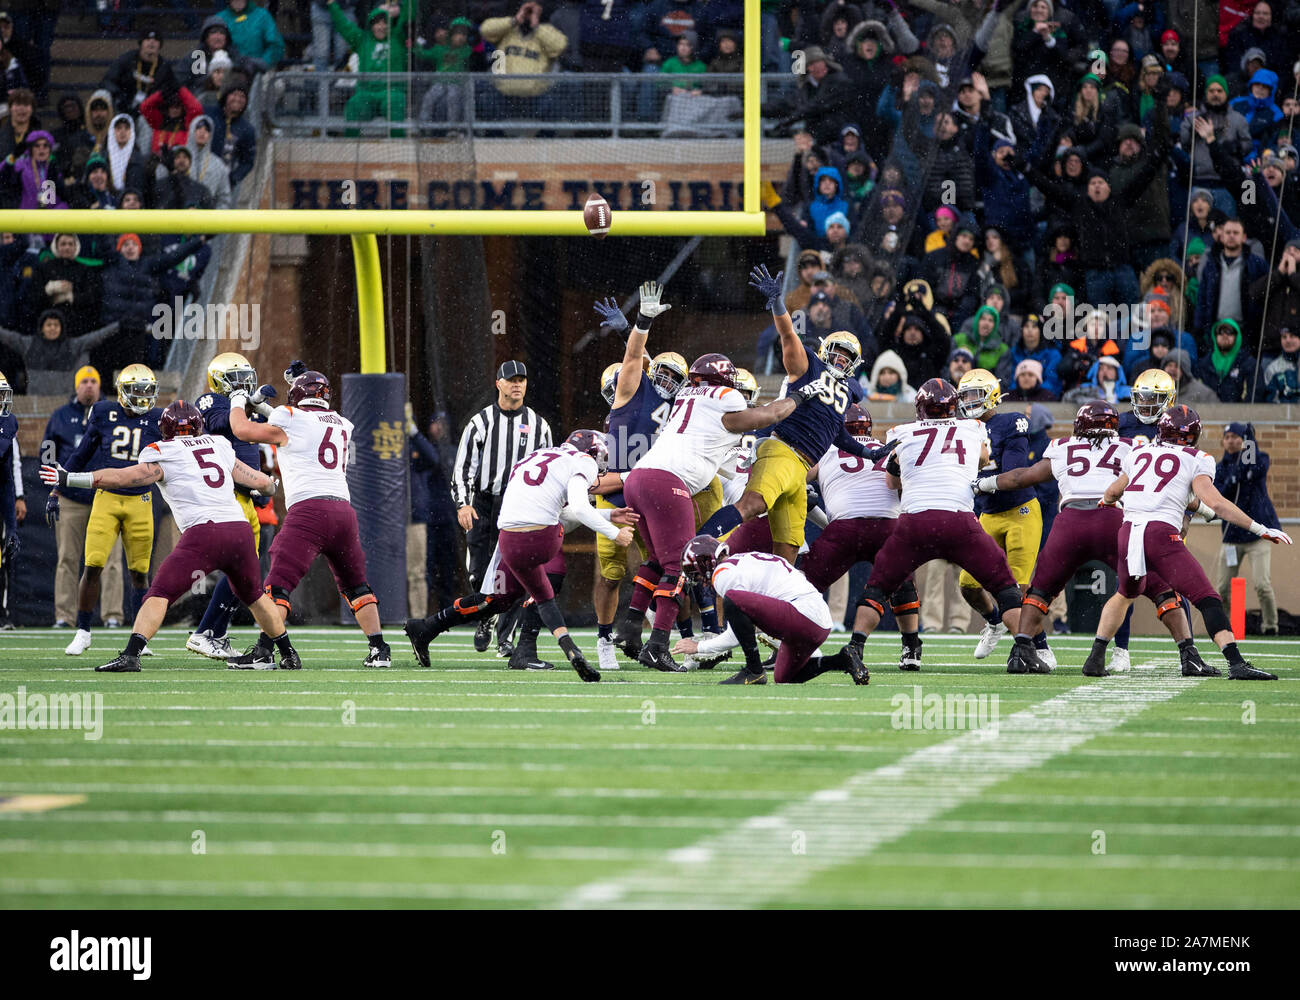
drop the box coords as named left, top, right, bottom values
left=452, top=403, right=553, bottom=507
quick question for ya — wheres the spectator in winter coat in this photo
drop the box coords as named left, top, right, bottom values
left=923, top=223, right=982, bottom=328
left=98, top=233, right=205, bottom=369
left=216, top=1, right=284, bottom=72
left=1194, top=218, right=1269, bottom=347
left=137, top=85, right=204, bottom=158
left=996, top=315, right=1061, bottom=396
left=785, top=248, right=827, bottom=314
left=104, top=113, right=146, bottom=197
left=1196, top=317, right=1259, bottom=402
left=1229, top=69, right=1284, bottom=159
left=1262, top=326, right=1300, bottom=401
left=864, top=348, right=916, bottom=404
left=954, top=305, right=1009, bottom=372
left=176, top=15, right=256, bottom=89
left=973, top=124, right=1038, bottom=250
left=184, top=115, right=231, bottom=209
left=774, top=46, right=856, bottom=146
left=843, top=19, right=909, bottom=155
left=921, top=112, right=975, bottom=215
left=1139, top=257, right=1193, bottom=331
left=204, top=82, right=256, bottom=188
left=1011, top=0, right=1087, bottom=102
left=0, top=129, right=68, bottom=212
left=100, top=29, right=176, bottom=116
left=1063, top=355, right=1130, bottom=404
left=1251, top=240, right=1300, bottom=361
left=891, top=311, right=950, bottom=386
left=28, top=234, right=97, bottom=337
left=1003, top=358, right=1058, bottom=401
left=1127, top=327, right=1177, bottom=381
left=1179, top=76, right=1252, bottom=214
left=1213, top=419, right=1281, bottom=633
left=831, top=243, right=873, bottom=308
left=819, top=2, right=863, bottom=67
left=1162, top=348, right=1217, bottom=402
left=149, top=145, right=215, bottom=210
left=945, top=345, right=974, bottom=386
left=1222, top=3, right=1290, bottom=86
left=0, top=86, right=37, bottom=163
left=1008, top=74, right=1056, bottom=160
left=0, top=309, right=118, bottom=385
left=1170, top=188, right=1221, bottom=261
left=1110, top=109, right=1174, bottom=271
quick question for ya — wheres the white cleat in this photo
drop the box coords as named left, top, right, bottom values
left=65, top=629, right=92, bottom=656
left=1108, top=647, right=1132, bottom=673
left=186, top=629, right=234, bottom=660
left=596, top=636, right=620, bottom=672
left=140, top=645, right=154, bottom=657
left=1037, top=645, right=1057, bottom=672
left=973, top=622, right=1008, bottom=659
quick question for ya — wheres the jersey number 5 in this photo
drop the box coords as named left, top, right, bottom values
left=191, top=447, right=226, bottom=488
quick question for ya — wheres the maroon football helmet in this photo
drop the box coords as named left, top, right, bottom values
left=565, top=429, right=610, bottom=474
left=288, top=371, right=331, bottom=408
left=1073, top=401, right=1119, bottom=441
left=915, top=378, right=958, bottom=419
left=688, top=353, right=737, bottom=388
left=681, top=534, right=729, bottom=584
left=844, top=402, right=873, bottom=438
left=159, top=399, right=204, bottom=440
left=1156, top=404, right=1202, bottom=447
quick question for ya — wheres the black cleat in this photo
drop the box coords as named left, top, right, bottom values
left=404, top=618, right=439, bottom=669
left=227, top=641, right=275, bottom=670
left=509, top=636, right=554, bottom=671
left=720, top=666, right=766, bottom=685
left=843, top=643, right=870, bottom=685
left=1180, top=646, right=1221, bottom=676
left=761, top=649, right=777, bottom=670
left=899, top=642, right=922, bottom=672
left=694, top=649, right=732, bottom=670
left=496, top=639, right=514, bottom=660
left=473, top=618, right=493, bottom=653
left=613, top=620, right=644, bottom=659
left=638, top=642, right=685, bottom=673
left=94, top=653, right=140, bottom=673
left=1229, top=661, right=1278, bottom=681
left=1081, top=649, right=1110, bottom=677
left=278, top=645, right=303, bottom=671
left=364, top=642, right=391, bottom=668
left=1007, top=639, right=1051, bottom=675
left=569, top=652, right=601, bottom=683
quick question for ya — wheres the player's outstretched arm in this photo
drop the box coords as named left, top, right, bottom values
left=565, top=475, right=630, bottom=543
left=228, top=392, right=288, bottom=445
left=721, top=395, right=796, bottom=433
left=588, top=470, right=624, bottom=495
left=750, top=265, right=807, bottom=380
left=1192, top=475, right=1292, bottom=543
left=231, top=460, right=274, bottom=495
left=979, top=457, right=1052, bottom=493
left=42, top=461, right=162, bottom=490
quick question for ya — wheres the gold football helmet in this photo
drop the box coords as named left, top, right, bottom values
left=649, top=351, right=688, bottom=400
left=818, top=330, right=862, bottom=377
left=1131, top=368, right=1176, bottom=424
left=117, top=364, right=158, bottom=415
left=0, top=370, right=11, bottom=417
left=957, top=368, right=1002, bottom=418
left=734, top=367, right=760, bottom=404
left=600, top=362, right=620, bottom=406
left=207, top=351, right=258, bottom=396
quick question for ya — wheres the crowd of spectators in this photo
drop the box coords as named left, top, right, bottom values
left=759, top=0, right=1300, bottom=405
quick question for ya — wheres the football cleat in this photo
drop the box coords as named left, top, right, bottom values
left=1109, top=647, right=1132, bottom=673
left=227, top=641, right=276, bottom=670
left=720, top=666, right=766, bottom=685
left=899, top=642, right=922, bottom=671
left=755, top=629, right=778, bottom=652
left=1052, top=618, right=1070, bottom=635
left=496, top=639, right=514, bottom=659
left=1007, top=638, right=1051, bottom=674
left=104, top=618, right=121, bottom=628
left=761, top=649, right=777, bottom=669
left=595, top=636, right=620, bottom=672
left=638, top=643, right=685, bottom=673
left=94, top=653, right=140, bottom=673
left=509, top=633, right=554, bottom=671
left=364, top=642, right=392, bottom=668
left=53, top=619, right=71, bottom=628
left=65, top=629, right=92, bottom=656
left=569, top=652, right=601, bottom=683
left=973, top=621, right=1007, bottom=659
left=686, top=647, right=732, bottom=671
left=186, top=629, right=234, bottom=660
left=278, top=645, right=303, bottom=671
left=844, top=643, right=870, bottom=685
left=613, top=619, right=644, bottom=659
left=473, top=618, right=493, bottom=653
left=1081, top=646, right=1110, bottom=677
left=1036, top=644, right=1057, bottom=671
left=1228, top=661, right=1277, bottom=681
left=1179, top=645, right=1219, bottom=677
left=404, top=618, right=440, bottom=669
left=140, top=644, right=154, bottom=657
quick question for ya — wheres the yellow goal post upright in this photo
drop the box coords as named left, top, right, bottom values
left=0, top=0, right=765, bottom=374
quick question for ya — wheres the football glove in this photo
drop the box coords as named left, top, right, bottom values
left=249, top=384, right=276, bottom=418
left=593, top=296, right=628, bottom=333
left=44, top=491, right=59, bottom=526
left=40, top=463, right=68, bottom=487
left=791, top=382, right=824, bottom=406
left=748, top=264, right=785, bottom=313
left=251, top=477, right=279, bottom=499
left=637, top=281, right=671, bottom=320
left=284, top=359, right=308, bottom=384
left=1252, top=523, right=1293, bottom=545
left=975, top=476, right=999, bottom=494
left=229, top=389, right=250, bottom=411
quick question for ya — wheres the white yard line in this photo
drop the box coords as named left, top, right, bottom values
left=563, top=672, right=1192, bottom=908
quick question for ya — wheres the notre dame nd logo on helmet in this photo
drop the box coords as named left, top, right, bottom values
left=371, top=421, right=405, bottom=460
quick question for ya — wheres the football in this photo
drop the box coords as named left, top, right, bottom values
left=583, top=192, right=611, bottom=238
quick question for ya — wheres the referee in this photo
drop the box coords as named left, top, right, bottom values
left=452, top=359, right=553, bottom=655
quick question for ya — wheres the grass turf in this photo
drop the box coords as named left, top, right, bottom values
left=0, top=627, right=1297, bottom=908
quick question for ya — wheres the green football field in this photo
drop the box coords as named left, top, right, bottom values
left=1, top=626, right=1297, bottom=909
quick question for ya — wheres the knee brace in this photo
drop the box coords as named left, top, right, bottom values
left=995, top=586, right=1023, bottom=617
left=857, top=585, right=886, bottom=618
left=264, top=584, right=292, bottom=613
left=888, top=580, right=919, bottom=616
left=343, top=584, right=377, bottom=613
left=1153, top=590, right=1182, bottom=620
left=1023, top=588, right=1052, bottom=615
left=653, top=573, right=683, bottom=603
left=453, top=593, right=497, bottom=616
left=1194, top=596, right=1231, bottom=636
left=632, top=560, right=661, bottom=593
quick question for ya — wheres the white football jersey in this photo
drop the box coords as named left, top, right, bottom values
left=711, top=552, right=833, bottom=630
left=887, top=418, right=988, bottom=514
left=269, top=404, right=354, bottom=508
left=1119, top=441, right=1215, bottom=527
left=817, top=436, right=899, bottom=520
left=1046, top=435, right=1131, bottom=507
left=498, top=445, right=598, bottom=529
left=141, top=435, right=246, bottom=532
left=635, top=383, right=746, bottom=494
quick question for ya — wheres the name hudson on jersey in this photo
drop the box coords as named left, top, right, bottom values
left=50, top=931, right=151, bottom=980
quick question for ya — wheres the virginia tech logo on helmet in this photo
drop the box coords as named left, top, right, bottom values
left=371, top=421, right=405, bottom=460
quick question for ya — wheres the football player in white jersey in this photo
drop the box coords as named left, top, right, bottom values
left=41, top=400, right=301, bottom=673
left=845, top=379, right=1026, bottom=671
left=405, top=430, right=638, bottom=681
left=977, top=401, right=1215, bottom=676
left=621, top=352, right=822, bottom=672
left=673, top=535, right=866, bottom=685
left=226, top=370, right=392, bottom=669
left=1087, top=405, right=1291, bottom=679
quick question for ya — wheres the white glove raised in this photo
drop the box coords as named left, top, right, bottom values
left=229, top=389, right=250, bottom=411
left=637, top=280, right=672, bottom=320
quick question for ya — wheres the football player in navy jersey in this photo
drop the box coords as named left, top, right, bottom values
left=185, top=352, right=278, bottom=660
left=58, top=364, right=163, bottom=657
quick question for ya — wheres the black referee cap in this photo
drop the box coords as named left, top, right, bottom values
left=497, top=360, right=527, bottom=380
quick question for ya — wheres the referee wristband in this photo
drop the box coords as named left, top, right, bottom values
left=635, top=312, right=655, bottom=330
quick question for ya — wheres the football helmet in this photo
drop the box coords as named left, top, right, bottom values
left=288, top=371, right=331, bottom=408
left=915, top=378, right=958, bottom=420
left=207, top=351, right=258, bottom=396
left=159, top=399, right=205, bottom=440
left=117, top=363, right=158, bottom=415
left=1156, top=404, right=1201, bottom=447
left=0, top=370, right=11, bottom=417
left=565, top=429, right=610, bottom=474
left=688, top=353, right=737, bottom=389
left=600, top=363, right=620, bottom=406
left=957, top=368, right=1002, bottom=418
left=681, top=534, right=729, bottom=584
left=649, top=352, right=688, bottom=399
left=1073, top=401, right=1119, bottom=442
left=818, top=331, right=862, bottom=378
left=1131, top=368, right=1176, bottom=424
left=733, top=367, right=760, bottom=404
left=844, top=402, right=872, bottom=438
